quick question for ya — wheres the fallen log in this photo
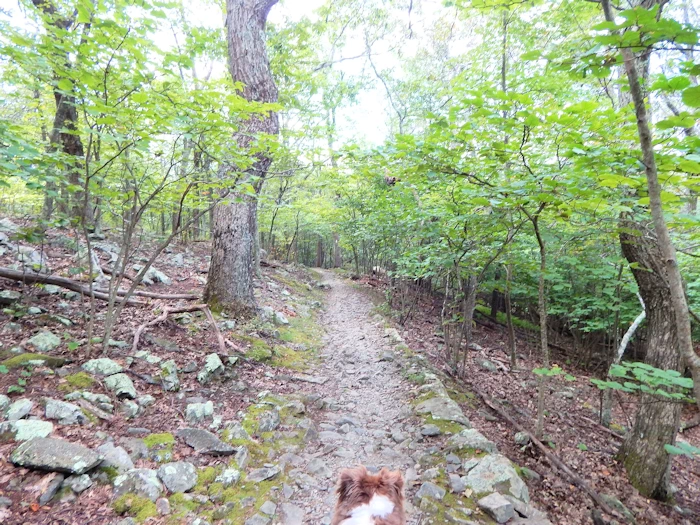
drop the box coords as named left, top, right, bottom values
left=471, top=385, right=627, bottom=522
left=93, top=287, right=200, bottom=301
left=0, top=267, right=144, bottom=306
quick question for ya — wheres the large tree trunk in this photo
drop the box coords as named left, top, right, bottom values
left=618, top=220, right=682, bottom=500
left=204, top=0, right=279, bottom=316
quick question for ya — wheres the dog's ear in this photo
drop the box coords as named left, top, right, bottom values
left=379, top=468, right=404, bottom=498
left=337, top=466, right=367, bottom=501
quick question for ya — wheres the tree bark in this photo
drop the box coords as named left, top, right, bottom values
left=204, top=0, right=279, bottom=316
left=617, top=220, right=682, bottom=500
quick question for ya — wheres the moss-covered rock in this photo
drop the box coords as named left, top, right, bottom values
left=1, top=353, right=65, bottom=369
left=112, top=493, right=158, bottom=522
left=59, top=372, right=94, bottom=392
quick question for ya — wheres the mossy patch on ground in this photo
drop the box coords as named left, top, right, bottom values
left=112, top=494, right=157, bottom=523
left=143, top=432, right=175, bottom=448
left=1, top=353, right=65, bottom=369
left=230, top=334, right=273, bottom=362
left=59, top=371, right=94, bottom=392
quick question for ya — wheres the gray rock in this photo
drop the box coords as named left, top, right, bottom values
left=224, top=421, right=250, bottom=441
left=415, top=482, right=445, bottom=501
left=10, top=438, right=102, bottom=474
left=258, top=409, right=280, bottom=432
left=247, top=465, right=280, bottom=483
left=157, top=462, right=197, bottom=493
left=260, top=500, right=277, bottom=515
left=197, top=353, right=225, bottom=384
left=215, top=468, right=241, bottom=487
left=186, top=401, right=214, bottom=424
left=170, top=254, right=185, bottom=267
left=447, top=428, right=498, bottom=453
left=176, top=428, right=235, bottom=455
left=120, top=400, right=140, bottom=419
left=0, top=394, right=9, bottom=412
left=235, top=446, right=250, bottom=469
left=503, top=495, right=551, bottom=523
left=245, top=515, right=271, bottom=525
left=137, top=395, right=155, bottom=408
left=104, top=373, right=137, bottom=399
left=279, top=503, right=305, bottom=525
left=306, top=458, right=332, bottom=479
left=38, top=473, right=65, bottom=505
left=0, top=290, right=21, bottom=305
left=144, top=334, right=180, bottom=352
left=44, top=398, right=87, bottom=425
left=478, top=493, right=515, bottom=523
left=520, top=467, right=541, bottom=481
left=132, top=265, right=172, bottom=286
left=476, top=358, right=498, bottom=372
left=28, top=331, right=61, bottom=352
left=134, top=351, right=162, bottom=364
left=448, top=473, right=466, bottom=494
left=421, top=424, right=442, bottom=437
left=515, top=432, right=531, bottom=446
left=0, top=218, right=19, bottom=232
left=13, top=420, right=54, bottom=440
left=274, top=311, right=289, bottom=325
left=0, top=495, right=11, bottom=508
left=601, top=493, right=635, bottom=523
left=5, top=398, right=34, bottom=421
left=96, top=442, right=134, bottom=473
left=464, top=454, right=529, bottom=502
left=182, top=361, right=198, bottom=373
left=64, top=473, right=92, bottom=493
left=113, top=468, right=163, bottom=502
left=82, top=358, right=123, bottom=376
left=156, top=497, right=171, bottom=516
left=415, top=396, right=470, bottom=427
left=160, top=360, right=180, bottom=392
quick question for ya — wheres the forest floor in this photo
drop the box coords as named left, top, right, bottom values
left=0, top=219, right=699, bottom=524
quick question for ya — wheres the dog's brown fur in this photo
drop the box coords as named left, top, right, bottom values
left=331, top=466, right=406, bottom=525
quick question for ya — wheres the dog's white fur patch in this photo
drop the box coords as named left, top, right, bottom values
left=339, top=494, right=395, bottom=525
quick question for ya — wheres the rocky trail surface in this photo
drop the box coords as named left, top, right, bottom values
left=282, top=271, right=545, bottom=525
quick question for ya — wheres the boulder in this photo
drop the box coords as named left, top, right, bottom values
left=5, top=398, right=34, bottom=421
left=197, top=353, right=225, bottom=384
left=476, top=358, right=499, bottom=372
left=157, top=462, right=197, bottom=493
left=10, top=438, right=102, bottom=474
left=478, top=493, right=515, bottom=523
left=113, top=468, right=163, bottom=502
left=96, top=442, right=134, bottom=473
left=176, top=428, right=235, bottom=455
left=28, top=331, right=61, bottom=352
left=44, top=398, right=87, bottom=425
left=0, top=290, right=20, bottom=305
left=273, top=311, right=289, bottom=325
left=447, top=428, right=498, bottom=454
left=13, top=420, right=54, bottom=441
left=415, top=396, right=470, bottom=427
left=104, top=373, right=137, bottom=399
left=464, top=454, right=529, bottom=502
left=82, top=358, right=123, bottom=376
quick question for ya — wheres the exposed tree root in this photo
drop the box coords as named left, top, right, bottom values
left=680, top=413, right=700, bottom=432
left=131, top=303, right=226, bottom=355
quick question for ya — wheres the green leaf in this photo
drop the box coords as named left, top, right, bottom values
left=577, top=443, right=588, bottom=451
left=682, top=86, right=700, bottom=108
left=57, top=79, right=73, bottom=92
left=0, top=365, right=8, bottom=374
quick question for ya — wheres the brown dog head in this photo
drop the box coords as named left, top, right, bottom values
left=333, top=466, right=406, bottom=525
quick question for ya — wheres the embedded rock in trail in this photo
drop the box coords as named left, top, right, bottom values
left=0, top=290, right=21, bottom=305
left=157, top=462, right=197, bottom=493
left=415, top=482, right=446, bottom=502
left=5, top=398, right=34, bottom=421
left=257, top=409, right=281, bottom=433
left=197, top=353, right=225, bottom=384
left=10, top=438, right=102, bottom=474
left=279, top=503, right=305, bottom=525
left=97, top=442, right=134, bottom=473
left=247, top=465, right=280, bottom=483
left=478, top=493, right=515, bottom=523
left=464, top=454, right=529, bottom=502
left=215, top=468, right=241, bottom=487
left=113, top=469, right=163, bottom=501
left=415, top=396, right=470, bottom=427
left=82, top=358, right=123, bottom=376
left=245, top=514, right=271, bottom=525
left=28, top=331, right=61, bottom=352
left=223, top=421, right=250, bottom=441
left=0, top=394, right=9, bottom=412
left=447, top=428, right=498, bottom=454
left=44, top=398, right=87, bottom=425
left=64, top=474, right=93, bottom=494
left=104, top=373, right=137, bottom=399
left=176, top=428, right=235, bottom=455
